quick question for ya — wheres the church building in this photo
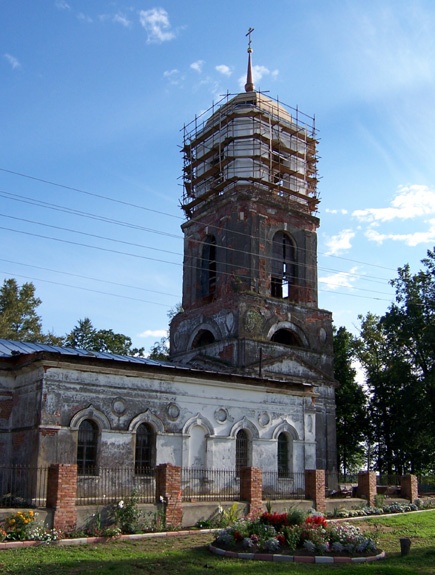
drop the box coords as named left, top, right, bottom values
left=0, top=39, right=337, bottom=494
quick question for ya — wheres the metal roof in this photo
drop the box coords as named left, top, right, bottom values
left=0, top=338, right=172, bottom=367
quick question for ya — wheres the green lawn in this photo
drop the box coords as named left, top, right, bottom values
left=0, top=511, right=434, bottom=575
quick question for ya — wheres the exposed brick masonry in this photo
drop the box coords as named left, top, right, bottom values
left=46, top=463, right=77, bottom=532
left=240, top=466, right=263, bottom=518
left=304, top=469, right=325, bottom=513
left=155, top=463, right=183, bottom=528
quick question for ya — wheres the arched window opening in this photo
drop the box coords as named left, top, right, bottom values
left=201, top=235, right=217, bottom=298
left=77, top=419, right=98, bottom=476
left=271, top=232, right=296, bottom=299
left=135, top=423, right=155, bottom=475
left=192, top=329, right=215, bottom=349
left=278, top=433, right=290, bottom=478
left=236, top=429, right=249, bottom=477
left=271, top=328, right=302, bottom=347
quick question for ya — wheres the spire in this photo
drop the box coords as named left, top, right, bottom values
left=244, top=27, right=255, bottom=93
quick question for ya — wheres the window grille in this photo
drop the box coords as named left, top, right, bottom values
left=236, top=429, right=249, bottom=476
left=278, top=433, right=289, bottom=478
left=77, top=419, right=98, bottom=475
left=135, top=423, right=155, bottom=475
left=271, top=231, right=296, bottom=299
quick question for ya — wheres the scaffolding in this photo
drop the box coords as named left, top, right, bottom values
left=181, top=91, right=319, bottom=218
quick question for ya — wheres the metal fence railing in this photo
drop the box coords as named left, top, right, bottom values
left=76, top=467, right=155, bottom=506
left=262, top=471, right=305, bottom=500
left=181, top=468, right=240, bottom=502
left=0, top=465, right=48, bottom=508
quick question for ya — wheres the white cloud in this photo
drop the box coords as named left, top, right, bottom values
left=163, top=68, right=183, bottom=85
left=54, top=0, right=70, bottom=10
left=238, top=65, right=279, bottom=90
left=139, top=8, right=175, bottom=43
left=99, top=13, right=131, bottom=27
left=319, top=266, right=359, bottom=291
left=324, top=229, right=355, bottom=256
left=77, top=12, right=93, bottom=23
left=325, top=208, right=348, bottom=215
left=138, top=329, right=167, bottom=339
left=365, top=219, right=435, bottom=247
left=4, top=53, right=20, bottom=70
left=190, top=60, right=204, bottom=73
left=353, top=185, right=435, bottom=222
left=216, top=64, right=232, bottom=77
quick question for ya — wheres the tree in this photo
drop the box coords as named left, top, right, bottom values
left=65, top=317, right=145, bottom=356
left=0, top=278, right=61, bottom=344
left=333, top=326, right=367, bottom=475
left=148, top=337, right=170, bottom=361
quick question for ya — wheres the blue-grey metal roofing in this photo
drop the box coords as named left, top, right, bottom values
left=0, top=338, right=172, bottom=367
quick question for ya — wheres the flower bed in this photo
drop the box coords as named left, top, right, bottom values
left=210, top=511, right=384, bottom=562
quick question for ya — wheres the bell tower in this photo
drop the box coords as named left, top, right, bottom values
left=170, top=34, right=336, bottom=470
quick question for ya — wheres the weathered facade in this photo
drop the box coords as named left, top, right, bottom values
left=0, top=340, right=318, bottom=479
left=170, top=54, right=336, bottom=471
left=0, top=44, right=336, bottom=483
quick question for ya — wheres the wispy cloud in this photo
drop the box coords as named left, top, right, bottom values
left=54, top=0, right=70, bottom=10
left=216, top=64, right=232, bottom=77
left=319, top=266, right=359, bottom=291
left=325, top=208, right=348, bottom=215
left=100, top=13, right=131, bottom=27
left=77, top=12, right=93, bottom=23
left=163, top=68, right=184, bottom=86
left=139, top=8, right=175, bottom=43
left=353, top=185, right=435, bottom=222
left=324, top=229, right=355, bottom=256
left=139, top=329, right=167, bottom=338
left=238, top=65, right=279, bottom=90
left=4, top=53, right=21, bottom=70
left=190, top=60, right=205, bottom=73
left=365, top=220, right=435, bottom=247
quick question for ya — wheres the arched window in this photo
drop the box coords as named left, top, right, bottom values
left=271, top=232, right=296, bottom=299
left=278, top=433, right=290, bottom=478
left=236, top=429, right=249, bottom=477
left=201, top=235, right=216, bottom=298
left=135, top=423, right=155, bottom=475
left=271, top=328, right=302, bottom=347
left=191, top=329, right=215, bottom=349
left=77, top=419, right=98, bottom=475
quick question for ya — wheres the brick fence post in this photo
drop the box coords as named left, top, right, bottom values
left=155, top=463, right=182, bottom=529
left=401, top=474, right=418, bottom=503
left=357, top=471, right=377, bottom=507
left=46, top=463, right=77, bottom=533
left=240, top=467, right=263, bottom=518
left=304, top=469, right=326, bottom=513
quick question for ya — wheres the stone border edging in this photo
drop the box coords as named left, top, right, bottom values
left=0, top=529, right=214, bottom=550
left=209, top=543, right=386, bottom=563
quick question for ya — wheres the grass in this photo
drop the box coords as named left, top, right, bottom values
left=0, top=510, right=434, bottom=575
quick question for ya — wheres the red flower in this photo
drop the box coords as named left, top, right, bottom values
left=276, top=534, right=286, bottom=545
left=234, top=531, right=243, bottom=542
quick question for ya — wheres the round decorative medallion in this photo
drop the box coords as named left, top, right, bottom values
left=258, top=412, right=270, bottom=427
left=214, top=408, right=228, bottom=423
left=112, top=398, right=126, bottom=416
left=167, top=402, right=180, bottom=421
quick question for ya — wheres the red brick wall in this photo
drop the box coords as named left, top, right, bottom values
left=357, top=471, right=377, bottom=507
left=240, top=467, right=262, bottom=518
left=155, top=463, right=182, bottom=528
left=47, top=464, right=77, bottom=532
left=401, top=474, right=418, bottom=502
left=305, top=469, right=325, bottom=513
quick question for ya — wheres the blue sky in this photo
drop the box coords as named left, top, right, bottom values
left=1, top=0, right=435, bottom=350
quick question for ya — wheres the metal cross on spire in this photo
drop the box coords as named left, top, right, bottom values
left=245, top=27, right=255, bottom=92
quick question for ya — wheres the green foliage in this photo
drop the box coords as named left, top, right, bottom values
left=0, top=278, right=62, bottom=344
left=333, top=326, right=368, bottom=475
left=65, top=317, right=145, bottom=356
left=148, top=336, right=170, bottom=361
left=113, top=492, right=143, bottom=534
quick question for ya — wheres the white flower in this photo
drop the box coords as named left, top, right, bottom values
left=118, top=500, right=124, bottom=508
left=159, top=495, right=165, bottom=503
